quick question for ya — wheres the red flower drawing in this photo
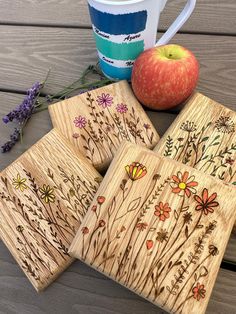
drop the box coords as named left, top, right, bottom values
left=171, top=171, right=198, bottom=198
left=194, top=188, right=219, bottom=215
left=192, top=282, right=206, bottom=301
left=154, top=202, right=171, bottom=221
left=97, top=196, right=105, bottom=204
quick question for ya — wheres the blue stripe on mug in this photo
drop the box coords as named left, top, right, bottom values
left=99, top=58, right=132, bottom=80
left=88, top=5, right=147, bottom=35
left=94, top=32, right=144, bottom=60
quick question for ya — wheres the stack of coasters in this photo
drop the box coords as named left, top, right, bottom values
left=154, top=93, right=236, bottom=185
left=69, top=142, right=236, bottom=314
left=0, top=129, right=102, bottom=291
left=49, top=80, right=160, bottom=171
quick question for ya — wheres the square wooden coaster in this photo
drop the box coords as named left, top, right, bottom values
left=49, top=80, right=160, bottom=171
left=0, top=129, right=102, bottom=291
left=154, top=93, right=236, bottom=185
left=69, top=142, right=236, bottom=314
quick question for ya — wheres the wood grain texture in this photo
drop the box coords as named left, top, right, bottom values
left=49, top=81, right=160, bottom=171
left=154, top=93, right=236, bottom=185
left=1, top=92, right=236, bottom=263
left=0, top=27, right=235, bottom=110
left=0, top=241, right=235, bottom=314
left=70, top=142, right=236, bottom=314
left=0, top=0, right=235, bottom=34
left=0, top=128, right=102, bottom=291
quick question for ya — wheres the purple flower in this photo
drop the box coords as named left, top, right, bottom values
left=72, top=133, right=80, bottom=139
left=96, top=93, right=113, bottom=108
left=1, top=128, right=20, bottom=153
left=74, top=116, right=87, bottom=128
left=2, top=82, right=42, bottom=125
left=116, top=103, right=128, bottom=114
left=144, top=123, right=151, bottom=130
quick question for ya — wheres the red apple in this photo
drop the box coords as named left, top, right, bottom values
left=131, top=44, right=199, bottom=110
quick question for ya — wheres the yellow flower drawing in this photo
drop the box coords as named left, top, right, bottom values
left=39, top=184, right=55, bottom=203
left=12, top=174, right=28, bottom=192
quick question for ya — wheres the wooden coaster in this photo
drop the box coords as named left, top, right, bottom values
left=49, top=80, right=160, bottom=171
left=69, top=142, right=236, bottom=314
left=0, top=129, right=102, bottom=291
left=154, top=93, right=236, bottom=185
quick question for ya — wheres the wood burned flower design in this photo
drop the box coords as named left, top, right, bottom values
left=136, top=222, right=148, bottom=231
left=194, top=188, right=219, bottom=215
left=209, top=244, right=219, bottom=256
left=180, top=121, right=197, bottom=133
left=154, top=202, right=171, bottom=221
left=146, top=240, right=153, bottom=250
left=183, top=212, right=193, bottom=224
left=156, top=228, right=168, bottom=242
left=96, top=93, right=113, bottom=108
left=214, top=116, right=235, bottom=134
left=171, top=171, right=198, bottom=197
left=12, top=174, right=28, bottom=192
left=16, top=225, right=24, bottom=233
left=39, top=184, right=55, bottom=204
left=82, top=227, right=89, bottom=235
left=116, top=103, right=128, bottom=114
left=192, top=282, right=206, bottom=301
left=73, top=116, right=87, bottom=129
left=125, top=162, right=147, bottom=181
left=98, top=220, right=106, bottom=227
left=97, top=196, right=105, bottom=204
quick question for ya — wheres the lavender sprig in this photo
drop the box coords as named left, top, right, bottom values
left=1, top=128, right=20, bottom=153
left=1, top=64, right=112, bottom=153
left=3, top=82, right=42, bottom=125
left=1, top=71, right=49, bottom=153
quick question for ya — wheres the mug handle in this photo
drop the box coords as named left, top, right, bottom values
left=155, top=0, right=196, bottom=46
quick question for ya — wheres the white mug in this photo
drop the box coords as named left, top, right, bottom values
left=88, top=0, right=196, bottom=80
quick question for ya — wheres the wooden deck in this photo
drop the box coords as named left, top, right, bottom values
left=0, top=1, right=235, bottom=313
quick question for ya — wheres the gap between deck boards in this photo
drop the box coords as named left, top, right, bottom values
left=0, top=22, right=236, bottom=37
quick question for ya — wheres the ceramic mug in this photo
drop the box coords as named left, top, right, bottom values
left=88, top=0, right=196, bottom=80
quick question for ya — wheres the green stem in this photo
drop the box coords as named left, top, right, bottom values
left=34, top=78, right=112, bottom=113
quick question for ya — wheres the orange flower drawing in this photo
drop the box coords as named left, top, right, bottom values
left=194, top=188, right=219, bottom=215
left=146, top=240, right=153, bottom=250
left=125, top=162, right=147, bottom=181
left=171, top=171, right=198, bottom=198
left=192, top=282, right=206, bottom=301
left=136, top=222, right=148, bottom=231
left=154, top=202, right=171, bottom=221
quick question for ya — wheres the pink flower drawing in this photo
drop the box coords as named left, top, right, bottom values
left=116, top=103, right=128, bottom=114
left=96, top=93, right=113, bottom=108
left=74, top=116, right=87, bottom=129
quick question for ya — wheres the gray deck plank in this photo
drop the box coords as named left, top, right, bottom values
left=0, top=0, right=235, bottom=35
left=0, top=240, right=235, bottom=314
left=0, top=26, right=236, bottom=110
